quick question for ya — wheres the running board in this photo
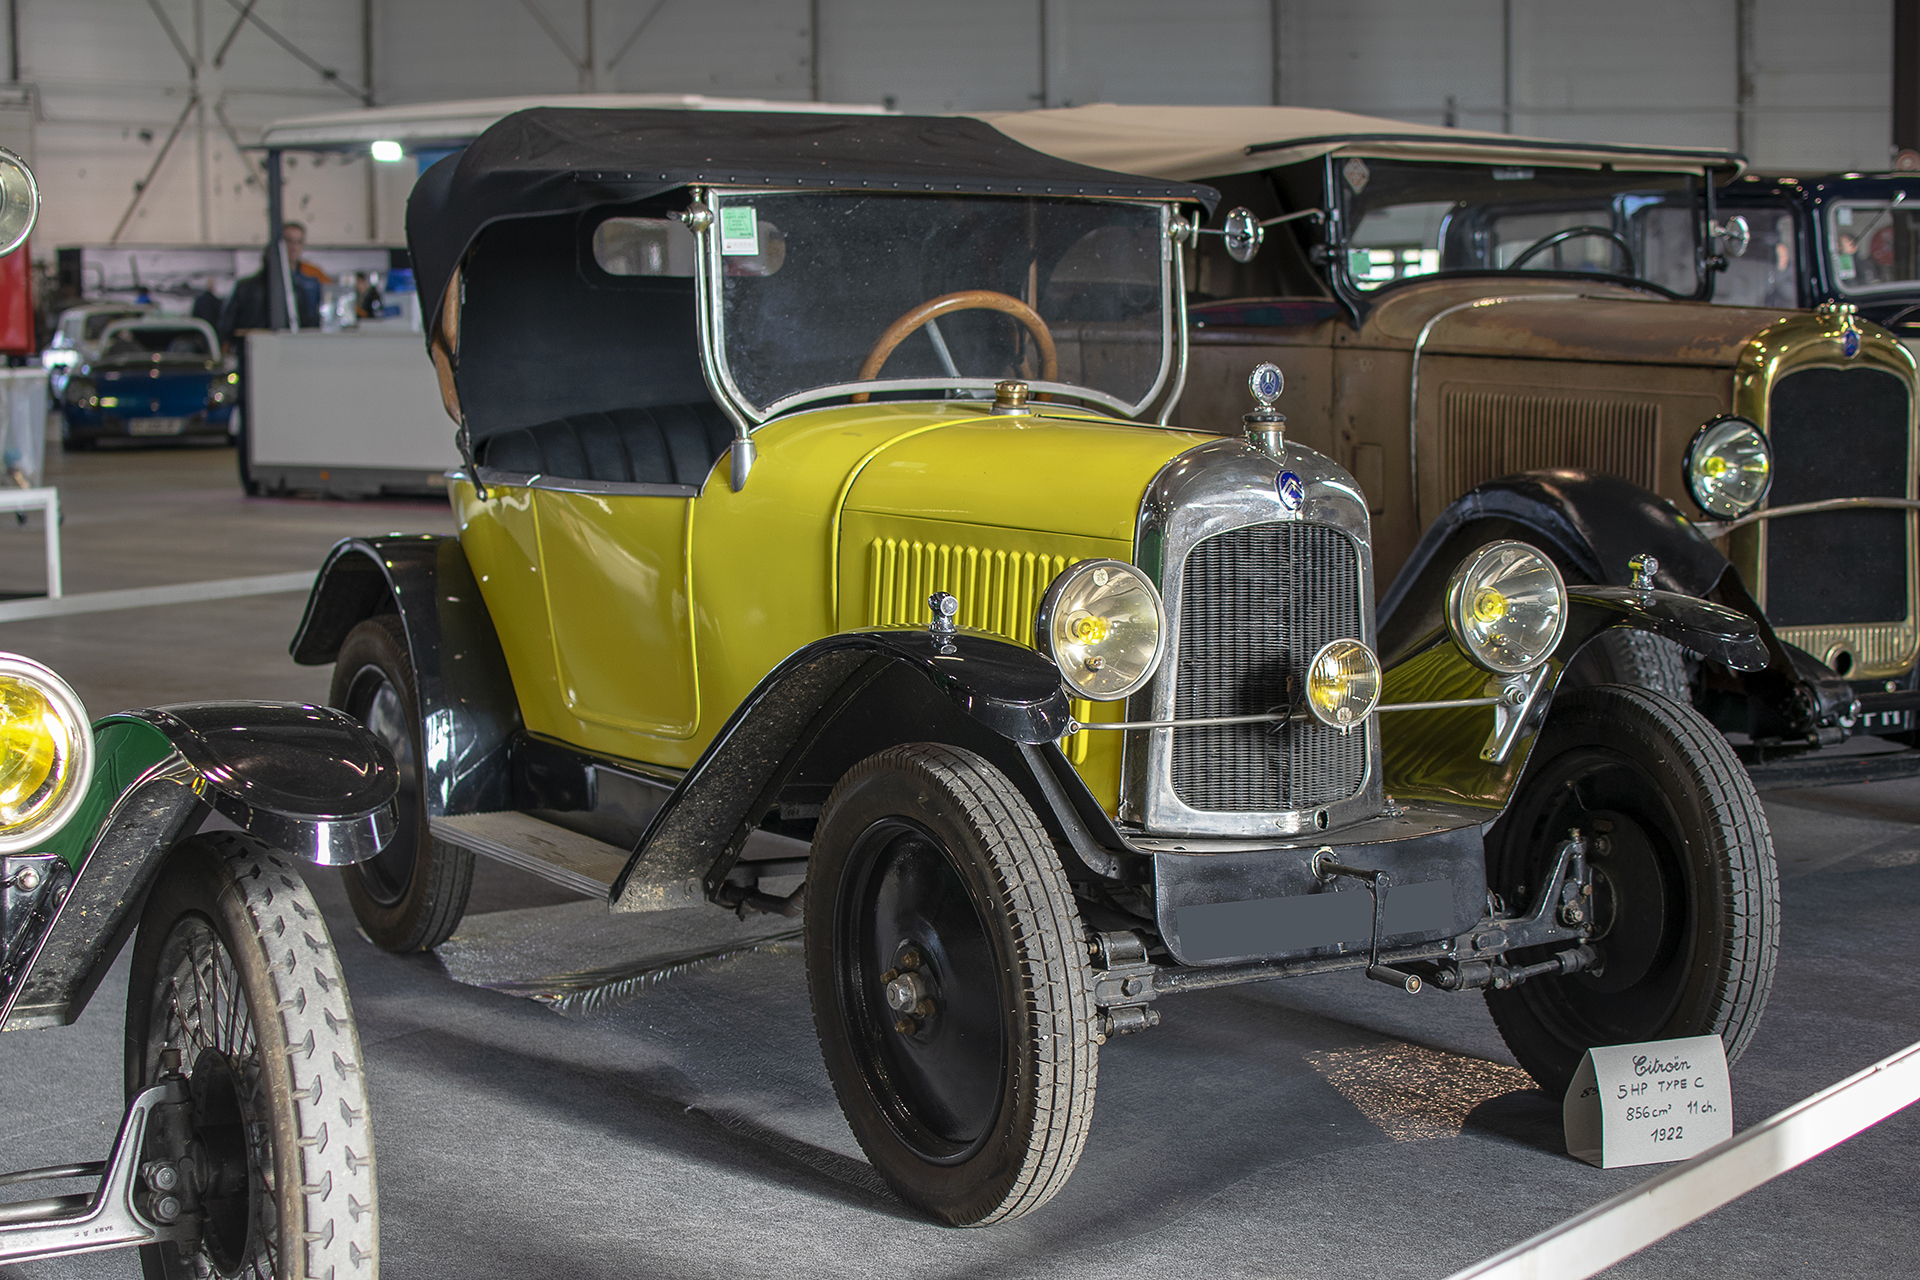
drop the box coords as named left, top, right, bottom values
left=432, top=811, right=699, bottom=907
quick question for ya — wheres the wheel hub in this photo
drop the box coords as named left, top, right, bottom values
left=185, top=1048, right=263, bottom=1277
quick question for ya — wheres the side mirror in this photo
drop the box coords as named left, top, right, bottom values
left=1711, top=214, right=1751, bottom=261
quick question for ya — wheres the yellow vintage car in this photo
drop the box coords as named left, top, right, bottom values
left=295, top=108, right=1779, bottom=1226
left=989, top=105, right=1920, bottom=781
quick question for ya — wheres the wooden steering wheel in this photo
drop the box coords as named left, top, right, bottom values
left=852, top=289, right=1057, bottom=403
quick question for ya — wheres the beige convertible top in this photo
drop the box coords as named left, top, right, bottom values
left=979, top=104, right=1744, bottom=183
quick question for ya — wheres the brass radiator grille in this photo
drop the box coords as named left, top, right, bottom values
left=1439, top=389, right=1659, bottom=498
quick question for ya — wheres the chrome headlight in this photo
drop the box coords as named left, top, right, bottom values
left=1305, top=639, right=1381, bottom=732
left=0, top=654, right=93, bottom=852
left=1685, top=415, right=1772, bottom=517
left=1446, top=542, right=1568, bottom=674
left=1036, top=559, right=1166, bottom=701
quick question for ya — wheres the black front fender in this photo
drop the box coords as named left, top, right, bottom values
left=610, top=629, right=1078, bottom=912
left=290, top=535, right=520, bottom=816
left=3, top=702, right=398, bottom=1032
left=1379, top=471, right=1736, bottom=664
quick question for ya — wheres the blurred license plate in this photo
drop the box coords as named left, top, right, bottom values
left=128, top=417, right=187, bottom=436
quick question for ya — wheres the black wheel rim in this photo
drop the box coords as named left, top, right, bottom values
left=344, top=664, right=419, bottom=907
left=834, top=818, right=1007, bottom=1164
left=148, top=916, right=278, bottom=1279
left=1499, top=745, right=1693, bottom=1045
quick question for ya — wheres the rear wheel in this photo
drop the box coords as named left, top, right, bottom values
left=126, top=832, right=377, bottom=1279
left=1483, top=684, right=1778, bottom=1097
left=805, top=743, right=1097, bottom=1226
left=330, top=613, right=472, bottom=951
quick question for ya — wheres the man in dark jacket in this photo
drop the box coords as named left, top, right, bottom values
left=217, top=245, right=317, bottom=349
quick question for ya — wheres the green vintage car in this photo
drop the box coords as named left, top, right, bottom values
left=296, top=108, right=1780, bottom=1226
left=0, top=659, right=393, bottom=1276
left=0, top=150, right=391, bottom=1278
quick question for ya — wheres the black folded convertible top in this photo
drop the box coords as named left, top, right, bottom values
left=407, top=107, right=1218, bottom=335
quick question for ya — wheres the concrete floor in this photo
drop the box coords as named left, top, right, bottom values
left=0, top=442, right=1915, bottom=1279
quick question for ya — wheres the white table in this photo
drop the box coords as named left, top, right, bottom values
left=0, top=487, right=60, bottom=598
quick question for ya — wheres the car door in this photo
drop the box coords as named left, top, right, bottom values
left=535, top=482, right=700, bottom=743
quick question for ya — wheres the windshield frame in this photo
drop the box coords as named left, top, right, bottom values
left=694, top=186, right=1181, bottom=425
left=1323, top=152, right=1716, bottom=309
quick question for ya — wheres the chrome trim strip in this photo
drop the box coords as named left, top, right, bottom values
left=1701, top=495, right=1920, bottom=537
left=1157, top=211, right=1190, bottom=427
left=757, top=377, right=1143, bottom=421
left=1073, top=693, right=1502, bottom=731
left=688, top=187, right=758, bottom=484
left=470, top=468, right=698, bottom=499
left=1408, top=293, right=1586, bottom=528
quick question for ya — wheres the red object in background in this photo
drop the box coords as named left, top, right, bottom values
left=0, top=239, right=29, bottom=354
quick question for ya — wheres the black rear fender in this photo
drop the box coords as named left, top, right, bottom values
left=290, top=535, right=520, bottom=816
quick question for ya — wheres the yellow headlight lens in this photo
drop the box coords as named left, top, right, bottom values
left=1305, top=639, right=1381, bottom=732
left=0, top=656, right=92, bottom=851
left=1446, top=541, right=1568, bottom=674
left=1036, top=559, right=1166, bottom=701
left=1685, top=416, right=1772, bottom=517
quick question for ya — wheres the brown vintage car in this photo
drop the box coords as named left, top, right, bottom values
left=989, top=105, right=1920, bottom=773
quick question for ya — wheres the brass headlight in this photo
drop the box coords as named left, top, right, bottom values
left=0, top=655, right=92, bottom=852
left=1446, top=541, right=1568, bottom=674
left=1685, top=415, right=1772, bottom=517
left=1035, top=559, right=1166, bottom=701
left=1305, top=639, right=1381, bottom=732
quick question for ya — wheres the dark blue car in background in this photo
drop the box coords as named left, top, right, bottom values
left=1716, top=170, right=1920, bottom=355
left=59, top=316, right=237, bottom=450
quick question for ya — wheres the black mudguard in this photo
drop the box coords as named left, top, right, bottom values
left=1377, top=470, right=1854, bottom=736
left=290, top=535, right=520, bottom=816
left=3, top=703, right=397, bottom=1031
left=610, top=628, right=1104, bottom=911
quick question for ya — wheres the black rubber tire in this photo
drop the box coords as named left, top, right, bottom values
left=1563, top=630, right=1692, bottom=702
left=805, top=743, right=1097, bottom=1226
left=329, top=613, right=473, bottom=952
left=126, top=833, right=378, bottom=1279
left=1483, top=684, right=1779, bottom=1098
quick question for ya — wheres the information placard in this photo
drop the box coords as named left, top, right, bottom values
left=1563, top=1034, right=1732, bottom=1168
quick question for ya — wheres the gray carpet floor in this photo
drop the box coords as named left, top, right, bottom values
left=0, top=444, right=1912, bottom=1276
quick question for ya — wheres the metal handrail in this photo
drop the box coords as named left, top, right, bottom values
left=1445, top=1038, right=1920, bottom=1280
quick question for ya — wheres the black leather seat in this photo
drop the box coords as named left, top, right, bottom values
left=480, top=403, right=733, bottom=486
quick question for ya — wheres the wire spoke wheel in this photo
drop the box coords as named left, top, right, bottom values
left=806, top=744, right=1097, bottom=1226
left=1483, top=684, right=1779, bottom=1098
left=128, top=833, right=378, bottom=1279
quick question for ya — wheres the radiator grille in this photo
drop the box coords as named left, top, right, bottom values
left=865, top=537, right=1076, bottom=641
left=864, top=536, right=1097, bottom=762
left=1439, top=389, right=1659, bottom=497
left=1170, top=523, right=1367, bottom=812
left=1765, top=366, right=1912, bottom=627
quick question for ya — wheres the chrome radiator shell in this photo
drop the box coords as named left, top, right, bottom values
left=1123, top=436, right=1382, bottom=837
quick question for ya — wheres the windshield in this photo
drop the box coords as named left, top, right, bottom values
left=1828, top=198, right=1920, bottom=297
left=709, top=192, right=1172, bottom=419
left=81, top=310, right=146, bottom=341
left=1335, top=158, right=1706, bottom=297
left=1712, top=203, right=1800, bottom=308
left=101, top=327, right=211, bottom=360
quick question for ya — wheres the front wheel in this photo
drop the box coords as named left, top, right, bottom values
left=1483, top=684, right=1779, bottom=1098
left=126, top=832, right=378, bottom=1279
left=805, top=744, right=1097, bottom=1226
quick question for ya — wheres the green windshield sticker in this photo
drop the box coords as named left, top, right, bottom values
left=719, top=205, right=760, bottom=256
